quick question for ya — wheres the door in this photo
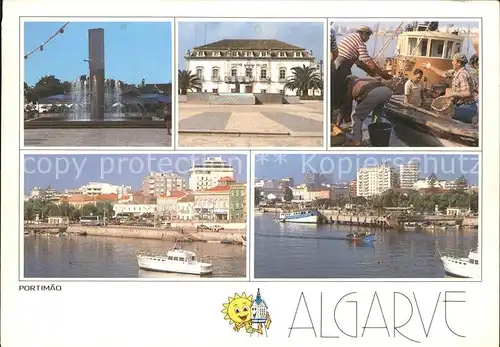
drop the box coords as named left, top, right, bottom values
left=245, top=85, right=253, bottom=93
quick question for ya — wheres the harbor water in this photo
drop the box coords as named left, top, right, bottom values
left=254, top=214, right=478, bottom=279
left=24, top=235, right=246, bottom=278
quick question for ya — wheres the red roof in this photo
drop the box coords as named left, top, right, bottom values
left=206, top=185, right=231, bottom=192
left=218, top=176, right=235, bottom=182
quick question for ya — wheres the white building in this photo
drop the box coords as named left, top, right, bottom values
left=188, top=157, right=234, bottom=191
left=113, top=203, right=157, bottom=216
left=79, top=182, right=132, bottom=197
left=142, top=172, right=186, bottom=196
left=399, top=162, right=420, bottom=189
left=184, top=39, right=317, bottom=95
left=356, top=165, right=397, bottom=197
left=254, top=178, right=278, bottom=189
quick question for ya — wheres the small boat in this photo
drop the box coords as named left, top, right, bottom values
left=254, top=209, right=264, bottom=216
left=136, top=244, right=213, bottom=275
left=346, top=232, right=376, bottom=243
left=438, top=246, right=480, bottom=279
left=278, top=209, right=319, bottom=224
left=77, top=231, right=88, bottom=236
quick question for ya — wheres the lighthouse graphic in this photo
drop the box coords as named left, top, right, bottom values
left=251, top=288, right=271, bottom=336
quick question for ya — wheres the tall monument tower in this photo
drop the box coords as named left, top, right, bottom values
left=88, top=28, right=105, bottom=120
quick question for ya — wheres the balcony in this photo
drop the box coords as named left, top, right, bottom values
left=278, top=78, right=287, bottom=83
left=224, top=75, right=255, bottom=83
left=211, top=76, right=222, bottom=82
left=259, top=77, right=271, bottom=83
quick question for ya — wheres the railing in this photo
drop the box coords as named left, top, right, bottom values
left=259, top=77, right=271, bottom=83
left=437, top=248, right=469, bottom=259
left=223, top=75, right=255, bottom=83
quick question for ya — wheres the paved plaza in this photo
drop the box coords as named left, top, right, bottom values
left=24, top=129, right=172, bottom=147
left=178, top=101, right=325, bottom=147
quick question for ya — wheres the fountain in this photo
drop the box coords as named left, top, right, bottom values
left=24, top=28, right=169, bottom=129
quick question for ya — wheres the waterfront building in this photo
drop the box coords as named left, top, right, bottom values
left=356, top=165, right=397, bottom=197
left=229, top=182, right=246, bottom=222
left=193, top=177, right=245, bottom=221
left=348, top=180, right=357, bottom=196
left=58, top=193, right=119, bottom=208
left=254, top=178, right=278, bottom=189
left=399, top=162, right=420, bottom=189
left=113, top=203, right=157, bottom=217
left=184, top=39, right=316, bottom=95
left=177, top=194, right=196, bottom=221
left=142, top=172, right=186, bottom=197
left=188, top=157, right=235, bottom=191
left=156, top=190, right=188, bottom=218
left=79, top=182, right=132, bottom=197
left=279, top=177, right=294, bottom=190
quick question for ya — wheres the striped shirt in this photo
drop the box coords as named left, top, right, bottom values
left=338, top=32, right=372, bottom=62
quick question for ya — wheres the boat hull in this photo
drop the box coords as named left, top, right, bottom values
left=385, top=56, right=453, bottom=86
left=279, top=210, right=320, bottom=224
left=137, top=256, right=213, bottom=275
left=440, top=256, right=480, bottom=279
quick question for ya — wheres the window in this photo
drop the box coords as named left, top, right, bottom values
left=279, top=52, right=286, bottom=57
left=260, top=89, right=267, bottom=94
left=212, top=67, right=219, bottom=80
left=408, top=38, right=428, bottom=56
left=279, top=68, right=286, bottom=80
left=429, top=40, right=445, bottom=58
left=245, top=68, right=253, bottom=77
left=196, top=68, right=203, bottom=80
left=279, top=89, right=285, bottom=95
left=212, top=88, right=218, bottom=93
left=231, top=68, right=237, bottom=77
left=454, top=43, right=461, bottom=54
left=260, top=69, right=267, bottom=79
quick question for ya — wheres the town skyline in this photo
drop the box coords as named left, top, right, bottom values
left=254, top=154, right=479, bottom=185
left=178, top=21, right=325, bottom=69
left=24, top=154, right=247, bottom=194
left=24, top=21, right=173, bottom=86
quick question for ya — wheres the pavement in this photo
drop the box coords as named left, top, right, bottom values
left=24, top=129, right=172, bottom=147
left=178, top=101, right=324, bottom=147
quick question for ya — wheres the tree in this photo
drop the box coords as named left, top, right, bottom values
left=25, top=75, right=69, bottom=102
left=284, top=64, right=323, bottom=97
left=428, top=173, right=438, bottom=187
left=254, top=187, right=262, bottom=205
left=454, top=175, right=468, bottom=191
left=283, top=187, right=294, bottom=202
left=178, top=69, right=202, bottom=95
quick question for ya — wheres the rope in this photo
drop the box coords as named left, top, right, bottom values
left=373, top=22, right=404, bottom=61
left=24, top=22, right=70, bottom=59
left=409, top=22, right=433, bottom=59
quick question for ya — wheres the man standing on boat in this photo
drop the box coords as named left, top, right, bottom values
left=404, top=68, right=425, bottom=107
left=332, top=25, right=393, bottom=129
left=330, top=23, right=339, bottom=131
left=422, top=52, right=477, bottom=124
left=339, top=75, right=393, bottom=146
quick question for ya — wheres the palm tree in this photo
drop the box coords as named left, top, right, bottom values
left=284, top=65, right=323, bottom=97
left=178, top=69, right=202, bottom=95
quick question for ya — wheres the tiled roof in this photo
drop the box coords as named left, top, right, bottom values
left=178, top=194, right=195, bottom=203
left=218, top=176, right=235, bottom=182
left=159, top=190, right=186, bottom=198
left=194, top=39, right=304, bottom=51
left=205, top=185, right=231, bottom=192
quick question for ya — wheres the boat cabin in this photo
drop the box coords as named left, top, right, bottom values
left=166, top=249, right=197, bottom=262
left=396, top=31, right=465, bottom=61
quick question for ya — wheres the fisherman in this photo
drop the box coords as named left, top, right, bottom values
left=332, top=25, right=393, bottom=128
left=422, top=52, right=476, bottom=124
left=404, top=68, right=425, bottom=107
left=164, top=104, right=172, bottom=135
left=339, top=75, right=393, bottom=146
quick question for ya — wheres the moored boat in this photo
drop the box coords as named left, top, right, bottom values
left=346, top=231, right=376, bottom=243
left=438, top=246, right=480, bottom=279
left=136, top=244, right=213, bottom=275
left=278, top=209, right=319, bottom=224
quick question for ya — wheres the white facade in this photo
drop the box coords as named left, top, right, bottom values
left=80, top=182, right=132, bottom=196
left=113, top=203, right=157, bottom=216
left=399, top=162, right=420, bottom=189
left=184, top=39, right=317, bottom=95
left=188, top=157, right=234, bottom=191
left=356, top=165, right=396, bottom=197
left=254, top=179, right=278, bottom=189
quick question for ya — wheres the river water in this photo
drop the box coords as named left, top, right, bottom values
left=24, top=235, right=246, bottom=278
left=254, top=214, right=478, bottom=279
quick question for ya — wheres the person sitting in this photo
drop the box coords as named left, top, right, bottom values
left=339, top=75, right=394, bottom=146
left=421, top=53, right=476, bottom=124
left=404, top=68, right=425, bottom=107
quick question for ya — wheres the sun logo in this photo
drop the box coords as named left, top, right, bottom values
left=222, top=289, right=272, bottom=336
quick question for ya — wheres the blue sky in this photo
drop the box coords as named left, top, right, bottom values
left=178, top=22, right=324, bottom=69
left=255, top=154, right=479, bottom=185
left=24, top=154, right=247, bottom=194
left=24, top=22, right=172, bottom=86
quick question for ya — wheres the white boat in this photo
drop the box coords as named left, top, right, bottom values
left=278, top=209, right=319, bottom=224
left=136, top=245, right=213, bottom=275
left=439, top=246, right=480, bottom=279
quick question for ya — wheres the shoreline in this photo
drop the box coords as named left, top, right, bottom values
left=27, top=225, right=246, bottom=244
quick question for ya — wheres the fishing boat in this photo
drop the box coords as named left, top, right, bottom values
left=278, top=209, right=319, bottom=224
left=374, top=21, right=478, bottom=147
left=346, top=231, right=376, bottom=243
left=438, top=246, right=480, bottom=279
left=136, top=243, right=213, bottom=275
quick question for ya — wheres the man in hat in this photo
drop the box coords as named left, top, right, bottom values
left=422, top=52, right=477, bottom=123
left=330, top=23, right=339, bottom=124
left=338, top=75, right=393, bottom=146
left=332, top=25, right=393, bottom=129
